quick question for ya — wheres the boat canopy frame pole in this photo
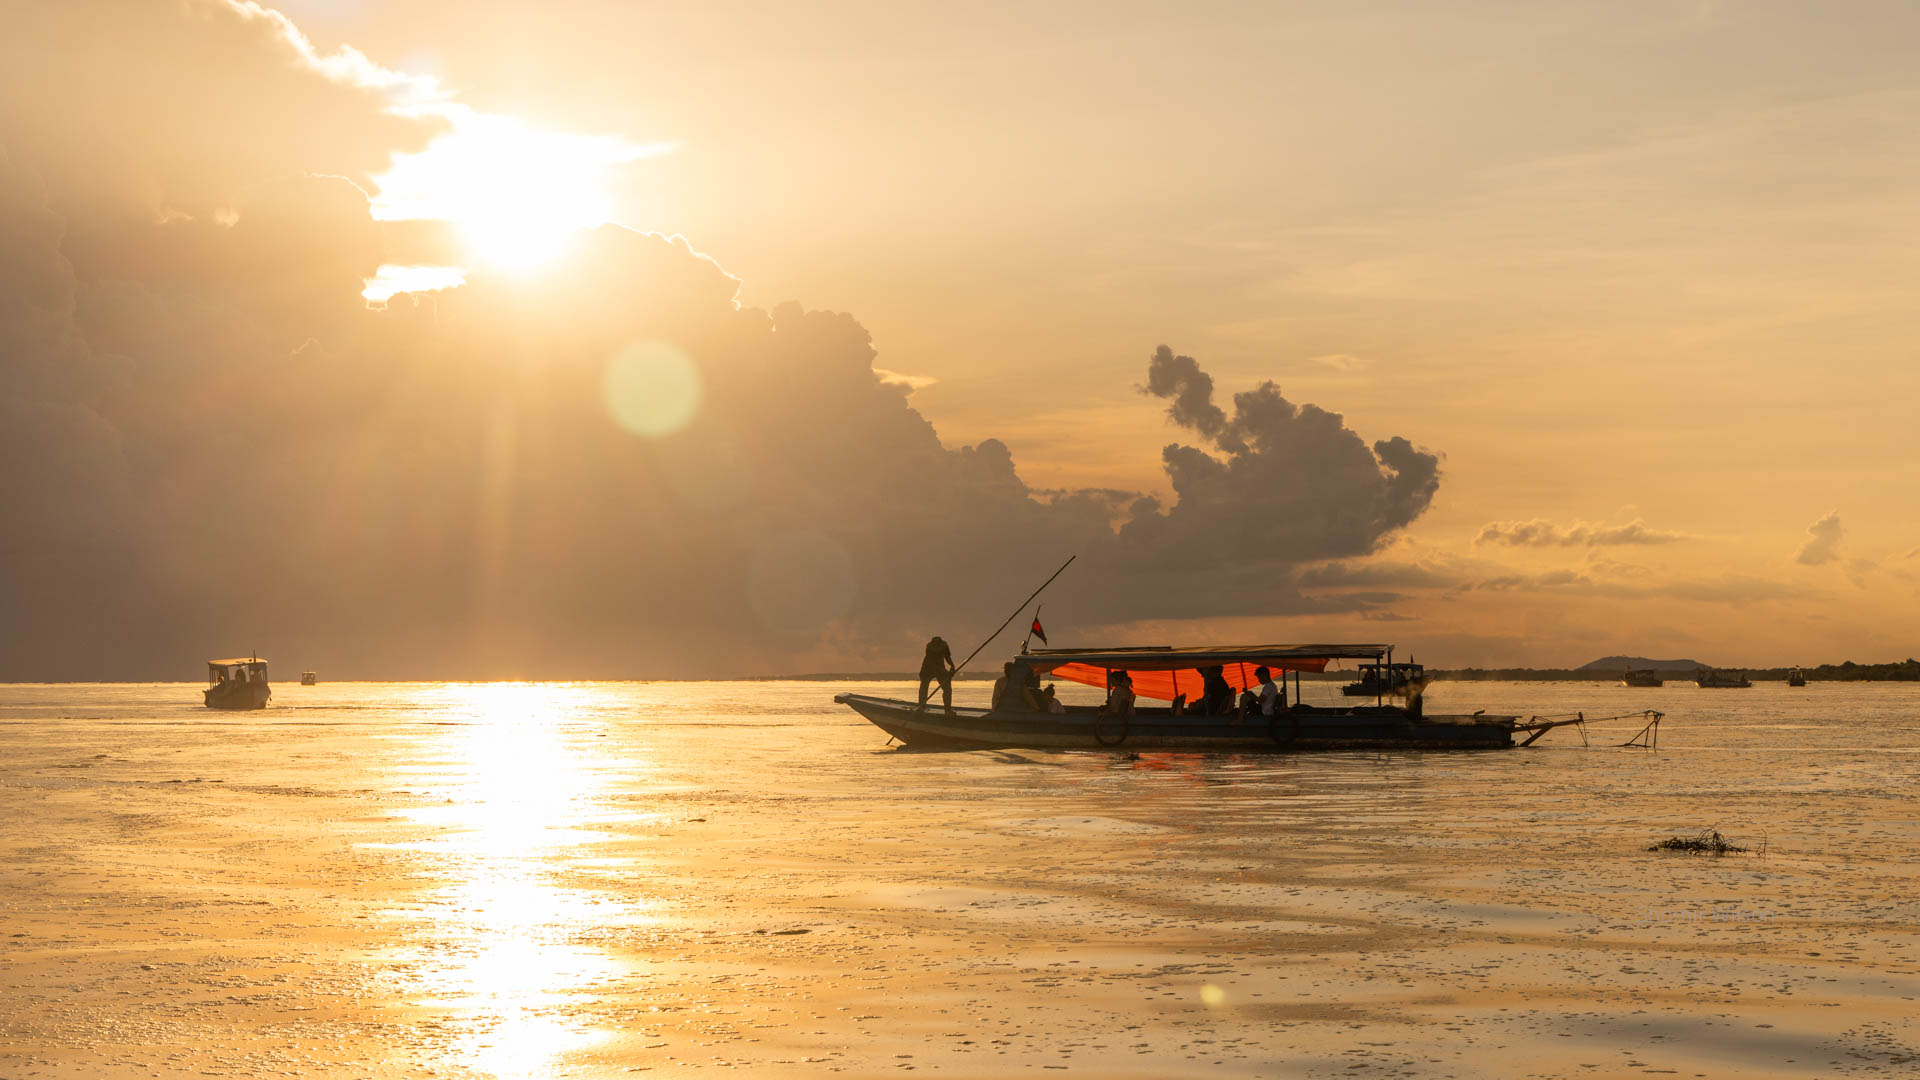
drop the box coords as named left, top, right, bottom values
left=954, top=555, right=1077, bottom=678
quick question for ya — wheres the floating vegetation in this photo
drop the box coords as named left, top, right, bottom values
left=1649, top=829, right=1747, bottom=855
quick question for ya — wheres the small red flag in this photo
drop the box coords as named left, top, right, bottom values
left=1030, top=617, right=1048, bottom=645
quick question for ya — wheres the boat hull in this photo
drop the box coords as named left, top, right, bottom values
left=204, top=681, right=271, bottom=710
left=834, top=694, right=1515, bottom=751
left=1341, top=683, right=1394, bottom=697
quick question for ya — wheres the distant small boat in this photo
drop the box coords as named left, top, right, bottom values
left=1695, top=668, right=1752, bottom=689
left=1787, top=668, right=1807, bottom=687
left=1340, top=660, right=1426, bottom=697
left=205, top=657, right=271, bottom=709
left=1621, top=669, right=1663, bottom=687
left=300, top=670, right=317, bottom=686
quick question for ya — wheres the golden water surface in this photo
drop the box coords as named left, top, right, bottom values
left=1, top=679, right=1917, bottom=1078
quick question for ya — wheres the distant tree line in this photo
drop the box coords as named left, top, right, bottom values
left=1434, top=659, right=1920, bottom=682
left=1780, top=659, right=1920, bottom=682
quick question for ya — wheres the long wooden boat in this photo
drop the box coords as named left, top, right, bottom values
left=835, top=693, right=1518, bottom=750
left=1621, top=668, right=1663, bottom=687
left=205, top=657, right=271, bottom=710
left=1695, top=668, right=1751, bottom=688
left=836, top=643, right=1521, bottom=751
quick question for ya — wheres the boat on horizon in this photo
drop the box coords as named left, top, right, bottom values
left=1787, top=667, right=1806, bottom=687
left=1621, top=668, right=1664, bottom=687
left=300, top=670, right=317, bottom=686
left=1695, top=668, right=1752, bottom=688
left=836, top=643, right=1557, bottom=751
left=205, top=657, right=271, bottom=710
left=1340, top=660, right=1426, bottom=697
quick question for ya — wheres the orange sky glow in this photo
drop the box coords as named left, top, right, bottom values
left=2, top=0, right=1916, bottom=677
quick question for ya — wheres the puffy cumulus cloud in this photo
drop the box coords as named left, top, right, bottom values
left=1474, top=518, right=1691, bottom=547
left=1119, top=347, right=1442, bottom=617
left=0, top=5, right=1448, bottom=679
left=1142, top=345, right=1238, bottom=452
left=215, top=0, right=446, bottom=104
left=1, top=0, right=437, bottom=230
left=1795, top=511, right=1844, bottom=566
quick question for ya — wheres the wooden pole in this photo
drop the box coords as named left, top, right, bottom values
left=954, top=556, right=1076, bottom=678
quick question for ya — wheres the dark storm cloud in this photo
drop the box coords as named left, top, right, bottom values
left=0, top=3, right=1447, bottom=678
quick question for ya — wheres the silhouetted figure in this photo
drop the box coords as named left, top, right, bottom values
left=1256, top=666, right=1283, bottom=716
left=1041, top=684, right=1065, bottom=714
left=991, top=661, right=1015, bottom=711
left=917, top=635, right=955, bottom=714
left=996, top=662, right=1043, bottom=712
left=1103, top=670, right=1137, bottom=719
left=1200, top=665, right=1233, bottom=716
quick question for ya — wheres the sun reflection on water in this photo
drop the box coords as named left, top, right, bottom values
left=386, top=682, right=651, bottom=1078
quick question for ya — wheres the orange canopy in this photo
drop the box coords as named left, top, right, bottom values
left=1021, top=644, right=1388, bottom=704
left=1047, top=658, right=1326, bottom=702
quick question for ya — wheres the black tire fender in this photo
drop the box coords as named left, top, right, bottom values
left=1269, top=711, right=1300, bottom=746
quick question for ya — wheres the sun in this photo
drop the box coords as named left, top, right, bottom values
left=369, top=106, right=672, bottom=273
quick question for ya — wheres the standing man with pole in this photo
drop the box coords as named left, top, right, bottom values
left=918, top=636, right=956, bottom=715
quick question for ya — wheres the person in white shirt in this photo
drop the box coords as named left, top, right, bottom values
left=1103, top=670, right=1136, bottom=719
left=1256, top=666, right=1285, bottom=716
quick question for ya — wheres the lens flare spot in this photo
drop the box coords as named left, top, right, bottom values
left=1200, top=983, right=1227, bottom=1007
left=603, top=343, right=702, bottom=438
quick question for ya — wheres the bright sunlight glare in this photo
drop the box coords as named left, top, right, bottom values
left=378, top=682, right=641, bottom=1078
left=370, top=105, right=675, bottom=272
left=361, top=264, right=466, bottom=305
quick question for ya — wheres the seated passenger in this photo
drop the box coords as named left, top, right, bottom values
left=1040, top=684, right=1066, bottom=714
left=1021, top=665, right=1046, bottom=711
left=997, top=663, right=1043, bottom=712
left=991, top=661, right=1015, bottom=711
left=1255, top=666, right=1284, bottom=715
left=1103, top=670, right=1136, bottom=719
left=1200, top=665, right=1233, bottom=716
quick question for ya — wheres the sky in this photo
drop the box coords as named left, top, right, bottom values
left=2, top=0, right=1916, bottom=678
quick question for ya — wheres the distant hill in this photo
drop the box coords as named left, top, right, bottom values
left=1577, top=655, right=1707, bottom=672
